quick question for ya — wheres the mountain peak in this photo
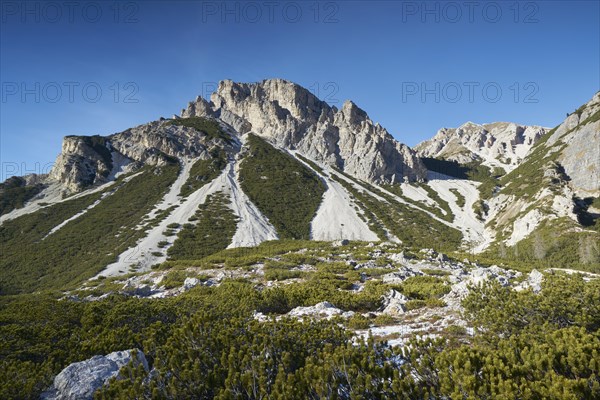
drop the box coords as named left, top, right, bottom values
left=182, top=79, right=426, bottom=183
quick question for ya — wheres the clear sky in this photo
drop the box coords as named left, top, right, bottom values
left=1, top=0, right=599, bottom=179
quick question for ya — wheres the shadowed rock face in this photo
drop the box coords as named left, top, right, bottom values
left=49, top=136, right=115, bottom=192
left=41, top=349, right=148, bottom=400
left=182, top=79, right=427, bottom=183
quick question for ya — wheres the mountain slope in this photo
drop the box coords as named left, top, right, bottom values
left=475, top=92, right=600, bottom=270
left=1, top=81, right=597, bottom=294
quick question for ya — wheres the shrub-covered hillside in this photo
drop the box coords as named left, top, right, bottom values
left=239, top=134, right=326, bottom=240
left=1, top=265, right=598, bottom=399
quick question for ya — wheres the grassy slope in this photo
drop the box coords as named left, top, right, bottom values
left=479, top=112, right=600, bottom=272
left=239, top=134, right=326, bottom=240
left=0, top=164, right=179, bottom=294
left=168, top=117, right=233, bottom=144
left=3, top=242, right=598, bottom=399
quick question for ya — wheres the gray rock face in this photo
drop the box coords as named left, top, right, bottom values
left=182, top=79, right=427, bottom=183
left=381, top=267, right=423, bottom=285
left=49, top=136, right=115, bottom=192
left=109, top=120, right=231, bottom=164
left=415, top=121, right=547, bottom=173
left=554, top=92, right=600, bottom=196
left=42, top=349, right=148, bottom=400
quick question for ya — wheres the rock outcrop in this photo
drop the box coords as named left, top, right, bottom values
left=552, top=92, right=600, bottom=196
left=182, top=79, right=427, bottom=183
left=49, top=136, right=116, bottom=192
left=415, top=121, right=548, bottom=173
left=49, top=119, right=238, bottom=192
left=380, top=290, right=408, bottom=315
left=41, top=349, right=148, bottom=400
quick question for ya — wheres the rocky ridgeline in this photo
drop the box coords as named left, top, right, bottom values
left=415, top=121, right=547, bottom=173
left=182, top=79, right=427, bottom=183
left=49, top=120, right=239, bottom=192
left=46, top=78, right=427, bottom=194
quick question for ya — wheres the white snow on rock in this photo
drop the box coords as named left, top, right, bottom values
left=106, top=151, right=132, bottom=180
left=41, top=349, right=148, bottom=400
left=287, top=301, right=355, bottom=319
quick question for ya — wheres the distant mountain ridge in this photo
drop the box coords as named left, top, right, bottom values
left=415, top=121, right=548, bottom=173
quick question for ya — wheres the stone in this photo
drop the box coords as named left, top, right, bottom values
left=381, top=267, right=422, bottom=284
left=436, top=252, right=449, bottom=263
left=41, top=349, right=148, bottom=400
left=332, top=239, right=350, bottom=247
left=183, top=277, right=200, bottom=290
left=287, top=301, right=354, bottom=319
left=380, top=290, right=408, bottom=316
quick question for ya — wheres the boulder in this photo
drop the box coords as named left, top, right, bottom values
left=380, top=290, right=408, bottom=316
left=42, top=349, right=148, bottom=400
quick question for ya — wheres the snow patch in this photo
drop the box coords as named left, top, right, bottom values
left=107, top=151, right=132, bottom=180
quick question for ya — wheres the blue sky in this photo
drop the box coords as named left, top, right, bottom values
left=1, top=0, right=599, bottom=179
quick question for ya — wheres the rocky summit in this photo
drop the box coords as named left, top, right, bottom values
left=183, top=79, right=427, bottom=183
